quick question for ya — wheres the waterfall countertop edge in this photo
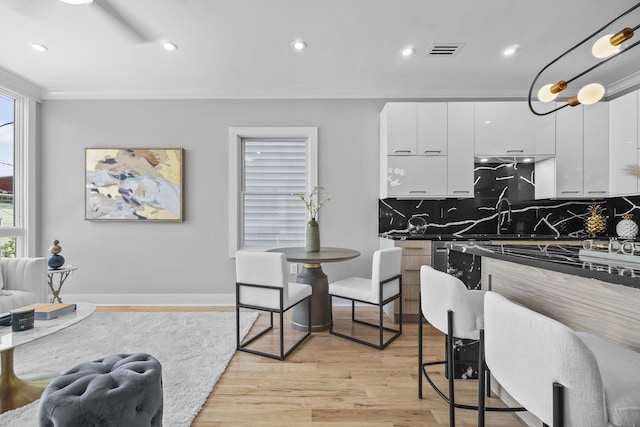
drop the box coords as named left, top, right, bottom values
left=448, top=242, right=640, bottom=290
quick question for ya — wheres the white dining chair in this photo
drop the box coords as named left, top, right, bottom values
left=328, top=247, right=402, bottom=349
left=419, top=265, right=524, bottom=427
left=235, top=251, right=312, bottom=360
left=482, top=291, right=640, bottom=427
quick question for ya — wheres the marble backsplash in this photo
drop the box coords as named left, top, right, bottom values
left=379, top=162, right=640, bottom=237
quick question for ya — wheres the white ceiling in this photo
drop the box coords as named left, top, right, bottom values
left=1, top=0, right=639, bottom=100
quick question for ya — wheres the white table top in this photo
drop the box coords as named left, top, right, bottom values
left=47, top=266, right=78, bottom=274
left=0, top=302, right=96, bottom=352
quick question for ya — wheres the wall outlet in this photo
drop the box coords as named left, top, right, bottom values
left=289, top=263, right=298, bottom=275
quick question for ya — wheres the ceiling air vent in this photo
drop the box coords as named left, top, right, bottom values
left=427, top=43, right=464, bottom=56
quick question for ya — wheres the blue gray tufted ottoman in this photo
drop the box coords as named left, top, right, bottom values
left=38, top=353, right=163, bottom=427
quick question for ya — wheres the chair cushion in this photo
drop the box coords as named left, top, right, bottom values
left=239, top=282, right=311, bottom=311
left=576, top=332, right=640, bottom=426
left=0, top=290, right=37, bottom=313
left=329, top=277, right=374, bottom=303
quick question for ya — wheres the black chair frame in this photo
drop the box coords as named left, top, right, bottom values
left=236, top=281, right=311, bottom=361
left=418, top=301, right=525, bottom=426
left=329, top=274, right=402, bottom=350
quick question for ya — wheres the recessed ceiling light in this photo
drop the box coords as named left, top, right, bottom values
left=401, top=46, right=415, bottom=57
left=31, top=43, right=48, bottom=52
left=502, top=45, right=519, bottom=56
left=58, top=0, right=93, bottom=4
left=484, top=120, right=491, bottom=124
left=292, top=39, right=307, bottom=51
left=163, top=42, right=177, bottom=51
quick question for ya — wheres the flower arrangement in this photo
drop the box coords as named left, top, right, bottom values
left=292, top=186, right=331, bottom=220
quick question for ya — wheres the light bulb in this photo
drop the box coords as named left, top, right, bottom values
left=592, top=34, right=619, bottom=58
left=292, top=39, right=307, bottom=51
left=537, top=84, right=559, bottom=102
left=577, top=83, right=605, bottom=105
left=401, top=46, right=415, bottom=57
left=592, top=28, right=634, bottom=58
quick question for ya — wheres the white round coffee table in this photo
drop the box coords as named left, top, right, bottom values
left=0, top=302, right=96, bottom=413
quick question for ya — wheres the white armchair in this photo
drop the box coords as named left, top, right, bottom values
left=0, top=257, right=48, bottom=312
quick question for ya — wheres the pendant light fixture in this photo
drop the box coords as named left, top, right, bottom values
left=529, top=2, right=640, bottom=116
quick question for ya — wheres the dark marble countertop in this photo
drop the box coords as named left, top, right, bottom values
left=448, top=242, right=640, bottom=289
left=379, top=232, right=587, bottom=241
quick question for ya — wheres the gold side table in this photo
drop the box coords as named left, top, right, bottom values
left=47, top=266, right=78, bottom=303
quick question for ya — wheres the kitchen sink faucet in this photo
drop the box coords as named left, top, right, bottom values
left=496, top=198, right=512, bottom=235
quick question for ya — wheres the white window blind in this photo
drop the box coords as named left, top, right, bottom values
left=242, top=139, right=307, bottom=246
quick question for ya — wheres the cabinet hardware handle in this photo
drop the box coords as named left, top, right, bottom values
left=423, top=150, right=442, bottom=154
left=588, top=191, right=607, bottom=194
left=506, top=149, right=525, bottom=153
left=405, top=247, right=423, bottom=250
left=452, top=190, right=470, bottom=193
left=393, top=149, right=412, bottom=154
left=409, top=190, right=426, bottom=194
left=561, top=191, right=580, bottom=194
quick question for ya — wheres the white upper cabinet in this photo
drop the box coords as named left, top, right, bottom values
left=474, top=101, right=556, bottom=156
left=380, top=102, right=472, bottom=198
left=417, top=103, right=448, bottom=155
left=447, top=102, right=474, bottom=197
left=381, top=103, right=416, bottom=155
left=384, top=156, right=447, bottom=197
left=535, top=102, right=609, bottom=199
left=609, top=90, right=638, bottom=195
left=583, top=102, right=609, bottom=196
left=381, top=102, right=447, bottom=155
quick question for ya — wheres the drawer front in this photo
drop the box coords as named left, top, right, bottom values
left=395, top=240, right=432, bottom=256
left=402, top=255, right=432, bottom=276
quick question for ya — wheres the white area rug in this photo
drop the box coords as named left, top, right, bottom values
left=0, top=311, right=257, bottom=427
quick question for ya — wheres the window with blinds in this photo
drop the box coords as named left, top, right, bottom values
left=242, top=139, right=307, bottom=246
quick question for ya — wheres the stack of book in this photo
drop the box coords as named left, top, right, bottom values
left=23, top=303, right=77, bottom=320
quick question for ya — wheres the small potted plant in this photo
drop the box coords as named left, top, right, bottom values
left=292, top=186, right=331, bottom=252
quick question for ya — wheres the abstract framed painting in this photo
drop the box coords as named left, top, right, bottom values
left=85, top=148, right=184, bottom=221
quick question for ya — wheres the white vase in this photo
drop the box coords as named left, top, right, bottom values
left=616, top=214, right=639, bottom=239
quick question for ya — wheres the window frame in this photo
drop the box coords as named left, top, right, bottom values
left=229, top=127, right=318, bottom=257
left=0, top=84, right=37, bottom=257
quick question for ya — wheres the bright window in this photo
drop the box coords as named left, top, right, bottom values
left=229, top=127, right=318, bottom=255
left=0, top=93, right=16, bottom=256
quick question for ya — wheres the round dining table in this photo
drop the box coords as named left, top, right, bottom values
left=267, top=247, right=360, bottom=332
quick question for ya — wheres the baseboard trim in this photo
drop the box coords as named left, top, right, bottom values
left=60, top=293, right=237, bottom=306
left=60, top=293, right=358, bottom=307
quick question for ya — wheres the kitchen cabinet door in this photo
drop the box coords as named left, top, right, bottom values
left=474, top=101, right=556, bottom=156
left=417, top=103, right=448, bottom=155
left=555, top=103, right=584, bottom=196
left=609, top=91, right=638, bottom=195
left=381, top=102, right=417, bottom=155
left=447, top=102, right=474, bottom=197
left=385, top=156, right=447, bottom=197
left=583, top=102, right=609, bottom=196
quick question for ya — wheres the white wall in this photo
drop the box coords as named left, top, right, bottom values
left=39, top=99, right=385, bottom=304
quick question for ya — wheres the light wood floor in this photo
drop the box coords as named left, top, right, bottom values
left=97, top=306, right=526, bottom=427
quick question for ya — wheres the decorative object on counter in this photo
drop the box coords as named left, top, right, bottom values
left=10, top=306, right=34, bottom=332
left=584, top=204, right=607, bottom=238
left=408, top=216, right=427, bottom=235
left=528, top=2, right=640, bottom=116
left=582, top=239, right=609, bottom=251
left=47, top=239, right=65, bottom=270
left=616, top=213, right=639, bottom=239
left=292, top=186, right=331, bottom=253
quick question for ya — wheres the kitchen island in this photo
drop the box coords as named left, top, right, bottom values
left=451, top=242, right=640, bottom=427
left=449, top=242, right=640, bottom=352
